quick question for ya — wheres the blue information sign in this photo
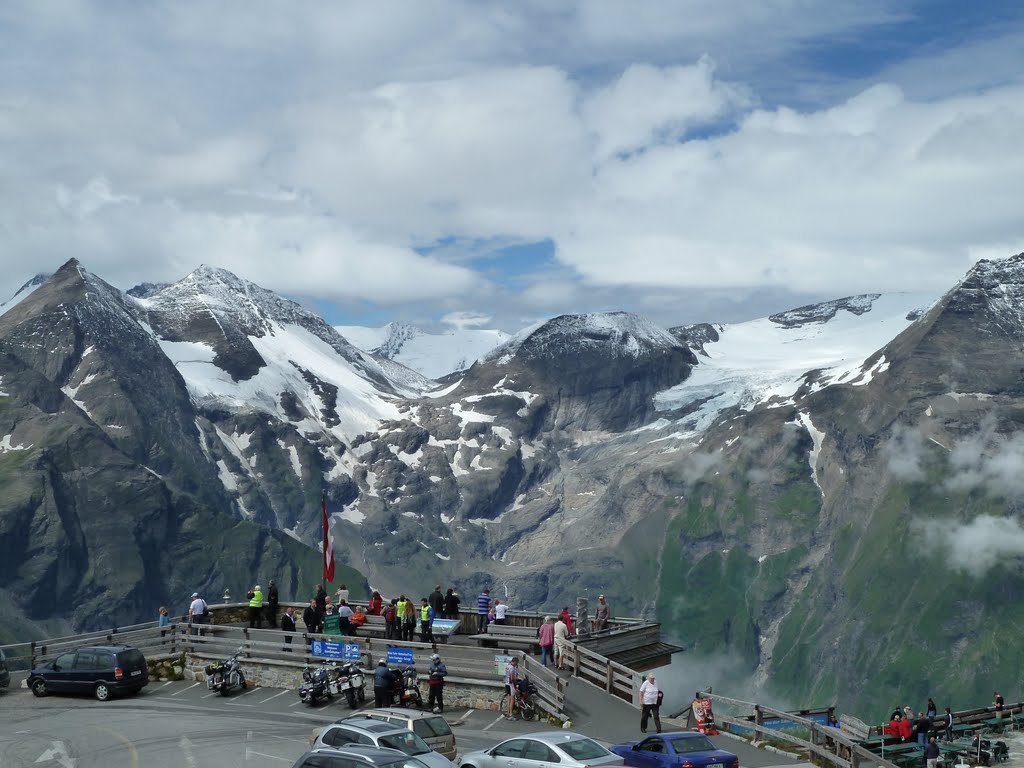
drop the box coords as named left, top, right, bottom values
left=387, top=646, right=414, bottom=665
left=311, top=640, right=361, bottom=660
left=431, top=619, right=460, bottom=634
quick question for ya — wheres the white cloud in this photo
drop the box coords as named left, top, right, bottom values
left=0, top=1, right=1021, bottom=318
left=914, top=515, right=1024, bottom=577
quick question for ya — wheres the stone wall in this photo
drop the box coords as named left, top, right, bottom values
left=183, top=655, right=507, bottom=711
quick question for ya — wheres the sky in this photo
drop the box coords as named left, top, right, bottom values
left=1, top=0, right=1023, bottom=333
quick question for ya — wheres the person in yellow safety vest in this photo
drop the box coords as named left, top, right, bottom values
left=395, top=595, right=409, bottom=635
left=248, top=584, right=264, bottom=629
left=420, top=598, right=435, bottom=643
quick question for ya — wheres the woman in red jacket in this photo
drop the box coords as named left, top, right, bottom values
left=368, top=590, right=383, bottom=616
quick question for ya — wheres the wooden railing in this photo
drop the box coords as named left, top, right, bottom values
left=696, top=691, right=901, bottom=768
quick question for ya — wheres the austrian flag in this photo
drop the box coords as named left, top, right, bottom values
left=322, top=494, right=335, bottom=582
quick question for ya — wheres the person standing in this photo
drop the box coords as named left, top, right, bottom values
left=303, top=598, right=320, bottom=635
left=943, top=707, right=954, bottom=742
left=428, top=585, right=444, bottom=618
left=504, top=656, right=520, bottom=720
left=925, top=736, right=940, bottom=768
left=402, top=600, right=417, bottom=641
left=553, top=615, right=570, bottom=669
left=384, top=600, right=397, bottom=639
left=247, top=584, right=264, bottom=629
left=314, top=584, right=327, bottom=624
left=368, top=590, right=383, bottom=616
left=994, top=692, right=1004, bottom=722
left=395, top=595, right=409, bottom=633
left=334, top=583, right=349, bottom=605
left=477, top=588, right=491, bottom=633
left=494, top=600, right=508, bottom=625
left=281, top=607, right=297, bottom=651
left=374, top=660, right=394, bottom=707
left=420, top=598, right=435, bottom=643
left=559, top=606, right=574, bottom=634
left=917, top=712, right=930, bottom=745
left=188, top=591, right=208, bottom=636
left=538, top=616, right=555, bottom=667
left=337, top=600, right=354, bottom=635
left=428, top=653, right=447, bottom=713
left=443, top=588, right=460, bottom=620
left=594, top=595, right=610, bottom=632
left=927, top=698, right=938, bottom=718
left=639, top=672, right=663, bottom=733
left=265, top=580, right=279, bottom=628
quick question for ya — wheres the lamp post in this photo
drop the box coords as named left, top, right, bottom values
left=223, top=589, right=231, bottom=603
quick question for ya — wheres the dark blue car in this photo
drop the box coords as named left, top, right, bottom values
left=611, top=732, right=739, bottom=768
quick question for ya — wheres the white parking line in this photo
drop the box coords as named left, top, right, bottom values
left=483, top=713, right=506, bottom=731
left=289, top=698, right=305, bottom=707
left=263, top=733, right=309, bottom=744
left=169, top=683, right=200, bottom=697
left=202, top=691, right=219, bottom=698
left=457, top=710, right=475, bottom=724
left=245, top=750, right=292, bottom=763
left=156, top=681, right=174, bottom=691
left=259, top=689, right=291, bottom=704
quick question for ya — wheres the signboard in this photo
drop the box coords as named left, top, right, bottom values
left=431, top=619, right=460, bottom=635
left=387, top=647, right=414, bottom=665
left=310, top=640, right=361, bottom=660
left=494, top=654, right=513, bottom=676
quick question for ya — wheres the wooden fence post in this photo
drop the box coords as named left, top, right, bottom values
left=755, top=704, right=763, bottom=741
left=605, top=661, right=614, bottom=693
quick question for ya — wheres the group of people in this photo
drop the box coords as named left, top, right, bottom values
left=372, top=653, right=449, bottom=714
left=884, top=698, right=955, bottom=746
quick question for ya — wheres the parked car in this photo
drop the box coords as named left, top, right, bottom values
left=0, top=647, right=10, bottom=690
left=291, top=744, right=432, bottom=768
left=460, top=732, right=623, bottom=768
left=26, top=644, right=148, bottom=701
left=311, top=717, right=452, bottom=768
left=356, top=708, right=457, bottom=761
left=610, top=732, right=739, bottom=768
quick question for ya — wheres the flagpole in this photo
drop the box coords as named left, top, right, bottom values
left=322, top=490, right=327, bottom=596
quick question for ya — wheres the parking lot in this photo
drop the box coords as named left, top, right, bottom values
left=0, top=677, right=576, bottom=768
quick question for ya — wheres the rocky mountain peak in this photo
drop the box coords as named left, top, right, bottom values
left=946, top=252, right=1024, bottom=321
left=485, top=311, right=683, bottom=365
left=769, top=294, right=882, bottom=327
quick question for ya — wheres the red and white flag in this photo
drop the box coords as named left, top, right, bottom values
left=322, top=494, right=335, bottom=582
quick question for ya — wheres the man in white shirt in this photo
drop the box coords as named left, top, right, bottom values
left=639, top=672, right=662, bottom=733
left=494, top=600, right=508, bottom=625
left=188, top=592, right=208, bottom=636
left=553, top=616, right=570, bottom=669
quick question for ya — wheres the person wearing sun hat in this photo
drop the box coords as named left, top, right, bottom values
left=188, top=591, right=208, bottom=635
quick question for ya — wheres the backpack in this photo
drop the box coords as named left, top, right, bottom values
left=385, top=605, right=395, bottom=622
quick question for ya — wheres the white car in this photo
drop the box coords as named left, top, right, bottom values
left=460, top=732, right=624, bottom=768
left=313, top=717, right=454, bottom=768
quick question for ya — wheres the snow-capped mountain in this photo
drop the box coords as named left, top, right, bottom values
left=336, top=321, right=509, bottom=380
left=0, top=273, right=50, bottom=316
left=7, top=253, right=1024, bottom=716
left=655, top=292, right=938, bottom=434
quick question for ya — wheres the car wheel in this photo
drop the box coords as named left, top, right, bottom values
left=30, top=679, right=47, bottom=697
left=94, top=682, right=111, bottom=702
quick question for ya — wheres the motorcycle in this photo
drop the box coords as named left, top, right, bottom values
left=205, top=646, right=247, bottom=696
left=332, top=661, right=366, bottom=709
left=388, top=664, right=423, bottom=708
left=299, top=663, right=333, bottom=706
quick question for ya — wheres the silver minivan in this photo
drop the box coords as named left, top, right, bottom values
left=354, top=709, right=457, bottom=761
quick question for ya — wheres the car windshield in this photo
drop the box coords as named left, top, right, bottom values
left=672, top=737, right=717, bottom=753
left=379, top=733, right=431, bottom=756
left=559, top=738, right=611, bottom=760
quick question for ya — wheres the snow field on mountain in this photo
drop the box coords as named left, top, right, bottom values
left=159, top=322, right=401, bottom=441
left=654, top=292, right=936, bottom=433
left=336, top=322, right=509, bottom=379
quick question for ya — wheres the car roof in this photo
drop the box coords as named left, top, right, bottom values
left=68, top=645, right=134, bottom=652
left=333, top=718, right=413, bottom=735
left=304, top=745, right=422, bottom=765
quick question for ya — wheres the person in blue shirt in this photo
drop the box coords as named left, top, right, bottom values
left=158, top=606, right=170, bottom=627
left=420, top=599, right=435, bottom=643
left=477, top=588, right=491, bottom=633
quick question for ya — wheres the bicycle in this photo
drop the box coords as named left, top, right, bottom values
left=500, top=683, right=537, bottom=721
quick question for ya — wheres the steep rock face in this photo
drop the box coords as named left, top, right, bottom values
left=462, top=312, right=698, bottom=432
left=652, top=254, right=1024, bottom=713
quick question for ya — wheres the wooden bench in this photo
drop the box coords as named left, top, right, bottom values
left=351, top=615, right=387, bottom=638
left=468, top=624, right=540, bottom=653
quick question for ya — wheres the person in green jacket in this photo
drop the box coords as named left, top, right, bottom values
left=248, top=584, right=264, bottom=629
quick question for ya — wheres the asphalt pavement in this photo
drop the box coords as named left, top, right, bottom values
left=0, top=675, right=808, bottom=768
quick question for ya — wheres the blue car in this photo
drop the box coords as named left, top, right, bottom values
left=611, top=732, right=739, bottom=768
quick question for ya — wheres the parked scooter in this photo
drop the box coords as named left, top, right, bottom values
left=333, top=661, right=366, bottom=709
left=205, top=647, right=247, bottom=696
left=388, top=664, right=423, bottom=708
left=299, top=663, right=333, bottom=706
